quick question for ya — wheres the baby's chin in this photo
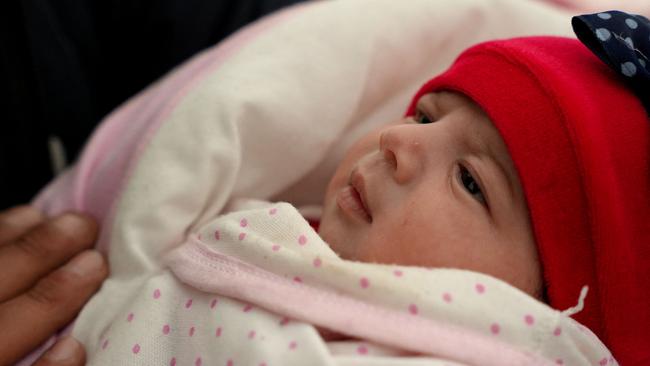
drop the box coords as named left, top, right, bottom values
left=316, top=215, right=341, bottom=256
left=317, top=213, right=355, bottom=261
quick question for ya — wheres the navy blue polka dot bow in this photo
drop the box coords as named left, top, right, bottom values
left=572, top=10, right=650, bottom=111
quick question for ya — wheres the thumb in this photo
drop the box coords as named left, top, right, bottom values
left=32, top=337, right=86, bottom=366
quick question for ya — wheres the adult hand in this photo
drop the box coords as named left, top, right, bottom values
left=0, top=206, right=108, bottom=366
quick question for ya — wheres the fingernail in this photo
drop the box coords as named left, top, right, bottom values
left=65, top=250, right=104, bottom=276
left=43, top=336, right=80, bottom=362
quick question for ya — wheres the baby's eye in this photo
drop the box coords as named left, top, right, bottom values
left=415, top=111, right=435, bottom=124
left=459, top=165, right=486, bottom=206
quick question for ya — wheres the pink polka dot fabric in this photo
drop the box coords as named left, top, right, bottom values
left=77, top=201, right=615, bottom=365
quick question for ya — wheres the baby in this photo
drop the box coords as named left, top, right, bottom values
left=317, top=33, right=650, bottom=364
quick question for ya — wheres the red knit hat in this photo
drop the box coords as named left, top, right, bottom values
left=405, top=37, right=650, bottom=365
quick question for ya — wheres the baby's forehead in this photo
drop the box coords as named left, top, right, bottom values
left=416, top=90, right=487, bottom=117
left=416, top=91, right=500, bottom=148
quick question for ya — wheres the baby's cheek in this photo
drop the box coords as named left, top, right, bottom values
left=512, top=245, right=543, bottom=298
left=355, top=220, right=423, bottom=265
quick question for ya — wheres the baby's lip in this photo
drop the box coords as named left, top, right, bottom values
left=349, top=168, right=373, bottom=221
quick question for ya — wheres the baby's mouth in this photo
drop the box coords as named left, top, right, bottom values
left=336, top=168, right=372, bottom=223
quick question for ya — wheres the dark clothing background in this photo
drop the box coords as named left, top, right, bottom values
left=0, top=0, right=304, bottom=209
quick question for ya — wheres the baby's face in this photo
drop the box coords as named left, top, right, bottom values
left=319, top=91, right=542, bottom=298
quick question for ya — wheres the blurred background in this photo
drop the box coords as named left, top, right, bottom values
left=0, top=0, right=304, bottom=209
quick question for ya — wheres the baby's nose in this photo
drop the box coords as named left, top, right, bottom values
left=379, top=124, right=424, bottom=184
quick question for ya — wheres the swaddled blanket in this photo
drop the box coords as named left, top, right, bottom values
left=90, top=200, right=612, bottom=365
left=22, top=0, right=622, bottom=365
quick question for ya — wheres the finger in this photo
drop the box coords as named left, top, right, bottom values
left=32, top=337, right=86, bottom=366
left=0, top=250, right=107, bottom=366
left=0, top=205, right=44, bottom=245
left=0, top=213, right=98, bottom=302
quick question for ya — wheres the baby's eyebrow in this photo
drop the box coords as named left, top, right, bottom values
left=416, top=93, right=444, bottom=116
